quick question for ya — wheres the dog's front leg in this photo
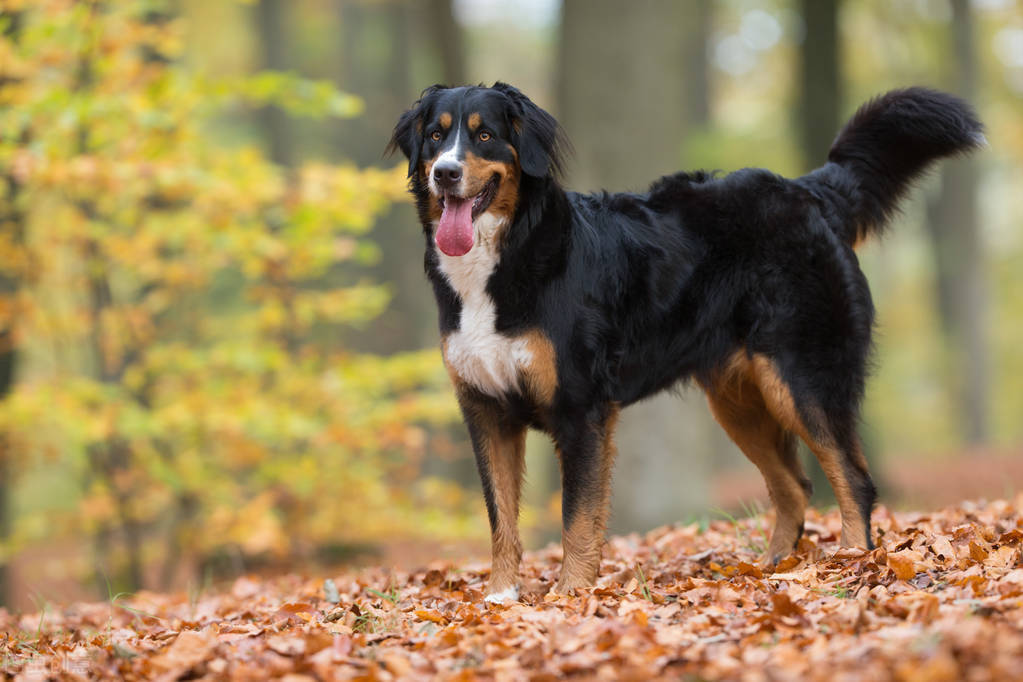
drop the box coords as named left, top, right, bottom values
left=553, top=405, right=620, bottom=594
left=458, top=394, right=527, bottom=603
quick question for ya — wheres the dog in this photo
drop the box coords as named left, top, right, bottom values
left=388, top=83, right=983, bottom=602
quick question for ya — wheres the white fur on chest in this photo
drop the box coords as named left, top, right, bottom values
left=438, top=214, right=532, bottom=398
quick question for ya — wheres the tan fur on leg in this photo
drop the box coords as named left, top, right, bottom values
left=554, top=407, right=619, bottom=593
left=749, top=354, right=870, bottom=548
left=484, top=426, right=526, bottom=596
left=703, top=354, right=809, bottom=564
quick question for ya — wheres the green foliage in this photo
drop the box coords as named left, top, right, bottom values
left=0, top=0, right=468, bottom=592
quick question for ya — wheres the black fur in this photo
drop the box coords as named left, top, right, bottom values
left=388, top=84, right=982, bottom=577
left=490, top=82, right=569, bottom=178
left=804, top=87, right=984, bottom=245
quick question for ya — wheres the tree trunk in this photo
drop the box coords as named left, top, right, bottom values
left=925, top=0, right=986, bottom=444
left=0, top=9, right=25, bottom=607
left=255, top=0, right=293, bottom=167
left=334, top=1, right=443, bottom=354
left=798, top=0, right=840, bottom=170
left=558, top=0, right=730, bottom=534
left=0, top=181, right=17, bottom=606
left=797, top=0, right=843, bottom=503
left=425, top=0, right=464, bottom=86
left=682, top=0, right=712, bottom=129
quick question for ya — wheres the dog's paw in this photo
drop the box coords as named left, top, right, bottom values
left=551, top=578, right=592, bottom=596
left=483, top=585, right=519, bottom=604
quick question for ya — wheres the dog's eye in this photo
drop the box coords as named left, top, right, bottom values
left=431, top=131, right=442, bottom=142
left=478, top=131, right=491, bottom=142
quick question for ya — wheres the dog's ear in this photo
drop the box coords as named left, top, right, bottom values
left=387, top=85, right=446, bottom=178
left=493, top=82, right=567, bottom=179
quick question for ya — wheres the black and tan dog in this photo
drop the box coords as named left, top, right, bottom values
left=388, top=83, right=982, bottom=602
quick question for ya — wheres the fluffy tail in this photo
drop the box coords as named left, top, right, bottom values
left=806, top=87, right=984, bottom=246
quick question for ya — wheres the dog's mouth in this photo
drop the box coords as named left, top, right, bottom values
left=436, top=175, right=499, bottom=257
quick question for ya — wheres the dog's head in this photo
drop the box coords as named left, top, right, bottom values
left=388, top=83, right=564, bottom=256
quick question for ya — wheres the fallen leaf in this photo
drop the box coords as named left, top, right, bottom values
left=150, top=628, right=216, bottom=673
left=267, top=634, right=307, bottom=656
left=414, top=609, right=448, bottom=624
left=771, top=592, right=804, bottom=618
left=887, top=551, right=919, bottom=581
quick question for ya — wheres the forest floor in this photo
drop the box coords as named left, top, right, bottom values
left=4, top=499, right=1023, bottom=681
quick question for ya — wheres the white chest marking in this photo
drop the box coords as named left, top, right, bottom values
left=438, top=214, right=532, bottom=398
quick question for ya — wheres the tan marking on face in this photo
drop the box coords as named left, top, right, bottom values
left=439, top=112, right=452, bottom=129
left=491, top=160, right=520, bottom=224
left=554, top=406, right=619, bottom=594
left=422, top=152, right=448, bottom=220
left=462, top=151, right=520, bottom=240
left=462, top=152, right=513, bottom=196
left=427, top=194, right=443, bottom=222
left=419, top=160, right=443, bottom=221
left=468, top=112, right=482, bottom=131
left=522, top=330, right=557, bottom=405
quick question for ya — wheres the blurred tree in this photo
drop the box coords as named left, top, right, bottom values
left=925, top=0, right=987, bottom=445
left=558, top=0, right=732, bottom=533
left=798, top=0, right=841, bottom=169
left=0, top=0, right=468, bottom=596
left=797, top=0, right=843, bottom=503
left=334, top=0, right=439, bottom=354
left=682, top=0, right=712, bottom=129
left=0, top=5, right=24, bottom=607
left=424, top=0, right=464, bottom=86
left=256, top=0, right=294, bottom=167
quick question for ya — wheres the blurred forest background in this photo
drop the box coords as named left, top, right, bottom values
left=0, top=0, right=1020, bottom=611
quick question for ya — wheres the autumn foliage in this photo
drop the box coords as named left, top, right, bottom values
left=4, top=499, right=1023, bottom=679
left=0, top=0, right=469, bottom=594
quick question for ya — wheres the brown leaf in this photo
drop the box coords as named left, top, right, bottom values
left=275, top=602, right=315, bottom=624
left=909, top=593, right=941, bottom=624
left=266, top=634, right=307, bottom=656
left=969, top=541, right=990, bottom=562
left=737, top=562, right=764, bottom=579
left=414, top=609, right=448, bottom=624
left=231, top=575, right=262, bottom=600
left=931, top=535, right=955, bottom=561
left=19, top=501, right=1023, bottom=680
left=380, top=651, right=413, bottom=676
left=986, top=544, right=1019, bottom=569
left=999, top=529, right=1023, bottom=545
left=774, top=555, right=802, bottom=572
left=887, top=551, right=918, bottom=581
left=150, top=628, right=216, bottom=673
left=771, top=592, right=804, bottom=618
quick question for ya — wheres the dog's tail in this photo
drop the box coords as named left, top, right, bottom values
left=804, top=87, right=984, bottom=247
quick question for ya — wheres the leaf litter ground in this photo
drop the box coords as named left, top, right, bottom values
left=5, top=498, right=1023, bottom=680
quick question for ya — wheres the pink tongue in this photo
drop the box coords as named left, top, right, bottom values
left=436, top=196, right=474, bottom=256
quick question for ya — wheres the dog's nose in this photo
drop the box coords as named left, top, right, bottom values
left=433, top=161, right=463, bottom=189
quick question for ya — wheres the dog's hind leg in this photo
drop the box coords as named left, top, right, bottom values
left=459, top=394, right=527, bottom=602
left=750, top=354, right=877, bottom=550
left=703, top=362, right=812, bottom=564
left=553, top=404, right=620, bottom=594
